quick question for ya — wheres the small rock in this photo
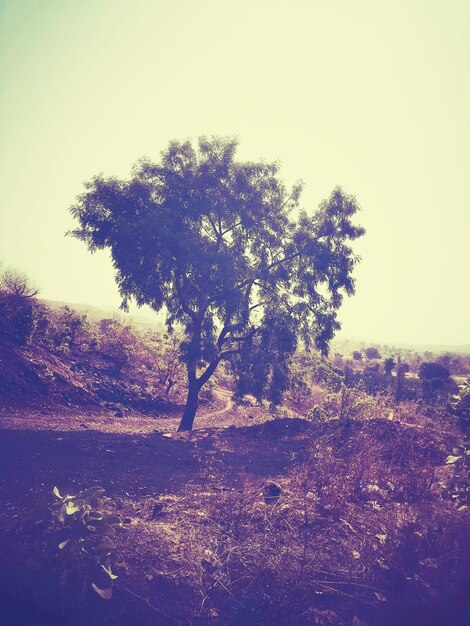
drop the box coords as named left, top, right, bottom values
left=263, top=482, right=282, bottom=504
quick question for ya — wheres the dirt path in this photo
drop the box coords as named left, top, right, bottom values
left=201, top=387, right=233, bottom=420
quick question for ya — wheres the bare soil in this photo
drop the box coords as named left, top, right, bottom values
left=0, top=393, right=469, bottom=626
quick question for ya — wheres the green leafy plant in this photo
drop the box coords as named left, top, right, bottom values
left=442, top=381, right=470, bottom=510
left=450, top=379, right=470, bottom=428
left=51, top=486, right=122, bottom=599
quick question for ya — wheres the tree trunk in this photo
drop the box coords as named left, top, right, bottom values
left=178, top=378, right=200, bottom=431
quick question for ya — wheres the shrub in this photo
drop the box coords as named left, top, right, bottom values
left=450, top=379, right=470, bottom=430
left=419, top=362, right=452, bottom=399
left=0, top=269, right=39, bottom=345
left=364, top=346, right=381, bottom=359
left=49, top=486, right=122, bottom=599
left=383, top=357, right=395, bottom=376
left=419, top=362, right=450, bottom=383
left=98, top=319, right=138, bottom=376
left=44, top=306, right=95, bottom=354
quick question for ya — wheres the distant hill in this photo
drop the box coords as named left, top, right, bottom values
left=328, top=336, right=470, bottom=356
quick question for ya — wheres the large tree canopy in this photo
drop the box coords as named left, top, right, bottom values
left=70, top=136, right=365, bottom=430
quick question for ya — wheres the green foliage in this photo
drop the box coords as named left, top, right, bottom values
left=419, top=361, right=451, bottom=398
left=310, top=353, right=344, bottom=392
left=285, top=350, right=344, bottom=411
left=441, top=435, right=469, bottom=510
left=50, top=486, right=122, bottom=599
left=419, top=362, right=450, bottom=382
left=45, top=307, right=95, bottom=354
left=310, top=384, right=392, bottom=422
left=232, top=309, right=297, bottom=406
left=97, top=319, right=138, bottom=376
left=286, top=360, right=311, bottom=406
left=70, top=136, right=364, bottom=429
left=364, top=347, right=381, bottom=360
left=0, top=269, right=39, bottom=345
left=450, top=379, right=470, bottom=429
left=310, top=393, right=340, bottom=421
left=383, top=357, right=395, bottom=376
left=136, top=330, right=185, bottom=399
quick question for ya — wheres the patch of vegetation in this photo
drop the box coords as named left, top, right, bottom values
left=49, top=486, right=122, bottom=600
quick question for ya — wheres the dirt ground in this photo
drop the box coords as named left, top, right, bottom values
left=1, top=392, right=469, bottom=626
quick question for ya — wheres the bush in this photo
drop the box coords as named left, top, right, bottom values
left=383, top=357, right=395, bottom=376
left=450, top=379, right=470, bottom=430
left=0, top=269, right=39, bottom=345
left=419, top=362, right=450, bottom=383
left=49, top=486, right=122, bottom=600
left=364, top=347, right=381, bottom=359
left=419, top=362, right=452, bottom=399
left=97, top=319, right=139, bottom=376
left=41, top=306, right=95, bottom=354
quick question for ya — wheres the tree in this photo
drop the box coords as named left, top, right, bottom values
left=383, top=356, right=395, bottom=376
left=419, top=361, right=451, bottom=398
left=0, top=268, right=39, bottom=345
left=419, top=362, right=450, bottom=383
left=231, top=308, right=297, bottom=406
left=352, top=350, right=362, bottom=361
left=0, top=269, right=39, bottom=299
left=365, top=346, right=381, bottom=360
left=70, top=137, right=364, bottom=430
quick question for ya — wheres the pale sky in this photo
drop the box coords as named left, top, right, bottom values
left=1, top=0, right=469, bottom=346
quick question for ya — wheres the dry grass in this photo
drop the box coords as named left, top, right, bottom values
left=1, top=399, right=469, bottom=625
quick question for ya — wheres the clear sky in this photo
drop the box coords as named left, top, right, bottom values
left=1, top=0, right=469, bottom=346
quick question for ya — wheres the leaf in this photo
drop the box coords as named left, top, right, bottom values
left=352, top=550, right=361, bottom=559
left=53, top=486, right=62, bottom=499
left=82, top=487, right=106, bottom=502
left=65, top=501, right=80, bottom=515
left=58, top=539, right=70, bottom=550
left=91, top=583, right=112, bottom=599
left=375, top=534, right=387, bottom=544
left=101, top=564, right=118, bottom=580
left=446, top=455, right=461, bottom=465
left=86, top=510, right=105, bottom=524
